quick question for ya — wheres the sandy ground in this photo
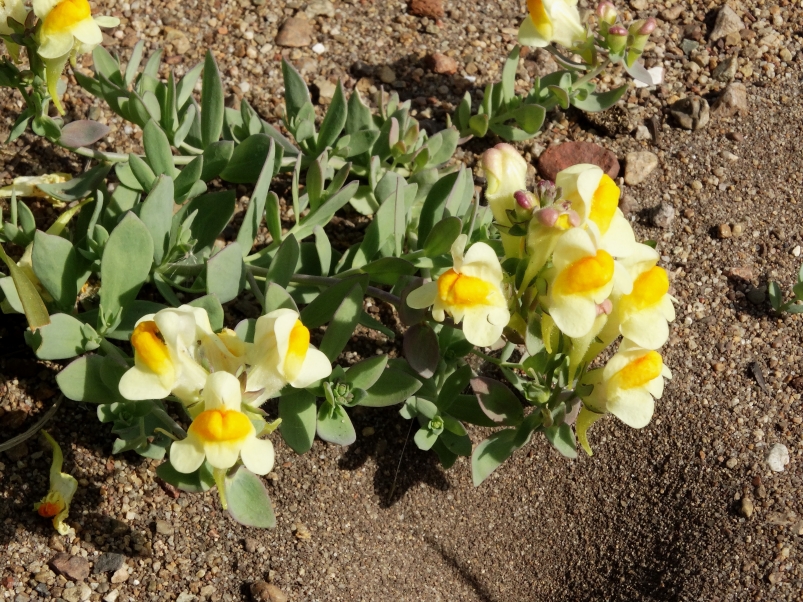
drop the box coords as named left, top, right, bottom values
left=2, top=0, right=803, bottom=601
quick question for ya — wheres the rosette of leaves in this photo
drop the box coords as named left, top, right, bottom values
left=769, top=263, right=803, bottom=314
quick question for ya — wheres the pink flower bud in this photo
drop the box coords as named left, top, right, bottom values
left=514, top=190, right=534, bottom=210
left=596, top=1, right=617, bottom=24
left=607, top=26, right=628, bottom=54
left=536, top=207, right=559, bottom=228
left=638, top=17, right=656, bottom=36
left=596, top=299, right=613, bottom=316
left=567, top=210, right=581, bottom=228
left=608, top=25, right=628, bottom=36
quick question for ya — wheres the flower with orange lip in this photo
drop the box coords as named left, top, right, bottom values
left=407, top=234, right=509, bottom=347
left=34, top=431, right=77, bottom=535
left=245, top=308, right=333, bottom=405
left=518, top=0, right=586, bottom=49
left=169, top=372, right=275, bottom=474
left=543, top=226, right=632, bottom=338
left=614, top=261, right=675, bottom=350
left=582, top=341, right=672, bottom=428
left=118, top=305, right=242, bottom=407
left=555, top=163, right=636, bottom=258
left=33, top=0, right=119, bottom=114
left=481, top=143, right=529, bottom=259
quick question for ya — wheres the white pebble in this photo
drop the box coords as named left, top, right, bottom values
left=312, top=43, right=326, bottom=54
left=793, top=245, right=801, bottom=257
left=765, top=443, right=790, bottom=472
left=240, top=81, right=251, bottom=93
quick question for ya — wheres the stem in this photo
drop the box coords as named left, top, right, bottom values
left=61, top=144, right=196, bottom=166
left=573, top=58, right=610, bottom=89
left=470, top=349, right=520, bottom=369
left=289, top=273, right=401, bottom=307
left=213, top=468, right=228, bottom=510
left=246, top=269, right=265, bottom=308
left=98, top=337, right=128, bottom=363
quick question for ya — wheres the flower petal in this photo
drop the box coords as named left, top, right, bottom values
left=38, top=32, right=74, bottom=59
left=549, top=294, right=598, bottom=338
left=620, top=309, right=669, bottom=350
left=203, top=371, right=243, bottom=411
left=93, top=15, right=119, bottom=27
left=600, top=210, right=637, bottom=258
left=290, top=348, right=332, bottom=389
left=71, top=17, right=102, bottom=46
left=518, top=14, right=549, bottom=47
left=405, top=281, right=438, bottom=309
left=204, top=441, right=242, bottom=470
left=462, top=307, right=505, bottom=347
left=118, top=365, right=171, bottom=400
left=608, top=389, right=654, bottom=428
left=240, top=437, right=275, bottom=475
left=169, top=434, right=206, bottom=474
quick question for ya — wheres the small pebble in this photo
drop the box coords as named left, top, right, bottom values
left=765, top=443, right=790, bottom=472
left=740, top=497, right=754, bottom=519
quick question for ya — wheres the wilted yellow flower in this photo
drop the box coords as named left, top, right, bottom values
left=34, top=431, right=77, bottom=535
left=583, top=341, right=672, bottom=428
left=33, top=0, right=119, bottom=114
left=170, top=372, right=275, bottom=475
left=544, top=227, right=631, bottom=338
left=481, top=143, right=529, bottom=259
left=518, top=0, right=586, bottom=49
left=0, top=173, right=71, bottom=204
left=245, top=308, right=333, bottom=405
left=407, top=234, right=509, bottom=347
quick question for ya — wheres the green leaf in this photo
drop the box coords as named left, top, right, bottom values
left=265, top=234, right=299, bottom=289
left=358, top=367, right=422, bottom=407
left=403, top=324, right=439, bottom=378
left=173, top=103, right=197, bottom=148
left=31, top=231, right=88, bottom=311
left=470, top=376, right=523, bottom=426
left=345, top=90, right=373, bottom=134
left=488, top=123, right=535, bottom=142
left=206, top=242, right=245, bottom=303
left=501, top=45, right=520, bottom=103
left=6, top=109, right=32, bottom=143
left=138, top=175, right=174, bottom=264
left=80, top=300, right=167, bottom=340
left=455, top=92, right=471, bottom=130
left=425, top=128, right=459, bottom=168
left=201, top=50, right=225, bottom=147
left=316, top=402, right=356, bottom=446
left=290, top=181, right=358, bottom=246
left=224, top=465, right=276, bottom=528
left=0, top=246, right=49, bottom=331
left=124, top=39, right=146, bottom=86
left=279, top=389, right=317, bottom=454
left=37, top=164, right=111, bottom=202
left=315, top=81, right=348, bottom=154
left=300, top=274, right=367, bottom=328
left=414, top=427, right=439, bottom=451
left=56, top=354, right=126, bottom=403
left=143, top=120, right=174, bottom=177
left=220, top=133, right=278, bottom=184
left=471, top=429, right=518, bottom=486
left=263, top=282, right=298, bottom=314
left=512, top=103, right=546, bottom=135
left=319, top=284, right=363, bottom=361
left=282, top=59, right=311, bottom=123
left=100, top=212, right=154, bottom=321
left=343, top=355, right=387, bottom=390
left=201, top=140, right=234, bottom=181
left=92, top=46, right=123, bottom=84
left=313, top=226, right=331, bottom=276
left=176, top=61, right=204, bottom=108
left=59, top=119, right=110, bottom=148
left=570, top=84, right=628, bottom=112
left=185, top=189, right=236, bottom=252
left=24, top=313, right=99, bottom=360
left=129, top=153, right=157, bottom=191
left=265, top=191, right=282, bottom=244
left=359, top=257, right=416, bottom=286
left=156, top=460, right=215, bottom=493
left=468, top=113, right=489, bottom=138
left=437, top=364, right=473, bottom=410
left=768, top=281, right=783, bottom=312
left=544, top=423, right=578, bottom=458
left=236, top=140, right=276, bottom=253
left=423, top=216, right=462, bottom=257
left=188, top=294, right=225, bottom=331
left=445, top=394, right=498, bottom=427
left=174, top=155, right=204, bottom=204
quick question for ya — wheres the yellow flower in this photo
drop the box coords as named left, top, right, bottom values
left=245, top=308, right=333, bottom=405
left=119, top=305, right=242, bottom=407
left=481, top=143, right=529, bottom=259
left=583, top=341, right=672, bottom=428
left=615, top=263, right=675, bottom=350
left=34, top=431, right=77, bottom=535
left=555, top=163, right=636, bottom=258
left=169, top=372, right=275, bottom=474
left=407, top=234, right=509, bottom=347
left=33, top=0, right=119, bottom=114
left=544, top=227, right=631, bottom=338
left=518, top=0, right=586, bottom=49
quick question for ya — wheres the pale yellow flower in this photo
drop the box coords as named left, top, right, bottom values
left=170, top=372, right=275, bottom=475
left=407, top=234, right=509, bottom=347
left=518, top=0, right=586, bottom=49
left=481, top=143, right=529, bottom=259
left=34, top=431, right=77, bottom=535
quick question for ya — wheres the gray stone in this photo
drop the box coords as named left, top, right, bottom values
left=765, top=443, right=790, bottom=472
left=275, top=17, right=313, bottom=47
left=670, top=96, right=710, bottom=130
left=652, top=203, right=675, bottom=229
left=154, top=520, right=174, bottom=535
left=633, top=125, right=652, bottom=141
left=378, top=65, right=396, bottom=84
left=680, top=39, right=699, bottom=55
left=710, top=6, right=744, bottom=41
left=624, top=151, right=659, bottom=185
left=712, top=56, right=737, bottom=82
left=62, top=585, right=82, bottom=602
left=304, top=0, right=335, bottom=18
left=93, top=553, right=125, bottom=575
left=244, top=538, right=259, bottom=553
left=713, top=83, right=748, bottom=117
left=660, top=5, right=683, bottom=20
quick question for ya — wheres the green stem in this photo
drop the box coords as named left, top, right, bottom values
left=98, top=338, right=129, bottom=363
left=289, top=274, right=401, bottom=307
left=469, top=349, right=520, bottom=369
left=572, top=59, right=611, bottom=89
left=213, top=468, right=228, bottom=510
left=58, top=143, right=196, bottom=166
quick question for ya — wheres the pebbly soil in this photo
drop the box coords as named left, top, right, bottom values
left=2, top=0, right=803, bottom=601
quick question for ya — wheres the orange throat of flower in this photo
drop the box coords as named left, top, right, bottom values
left=554, top=250, right=614, bottom=296
left=283, top=319, right=310, bottom=381
left=437, top=269, right=496, bottom=308
left=131, top=321, right=173, bottom=376
left=589, top=174, right=620, bottom=234
left=42, top=0, right=92, bottom=36
left=190, top=408, right=252, bottom=443
left=527, top=0, right=553, bottom=39
left=612, top=351, right=663, bottom=390
left=37, top=501, right=62, bottom=518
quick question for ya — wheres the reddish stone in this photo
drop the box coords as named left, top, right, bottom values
left=410, top=0, right=444, bottom=19
left=50, top=554, right=90, bottom=582
left=426, top=53, right=457, bottom=75
left=536, top=141, right=620, bottom=182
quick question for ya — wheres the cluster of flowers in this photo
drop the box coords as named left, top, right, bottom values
left=120, top=305, right=332, bottom=475
left=0, top=0, right=118, bottom=113
left=518, top=0, right=655, bottom=66
left=405, top=143, right=674, bottom=435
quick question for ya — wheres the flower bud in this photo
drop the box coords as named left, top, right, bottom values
left=536, top=179, right=557, bottom=206
left=596, top=1, right=618, bottom=25
left=536, top=207, right=560, bottom=228
left=567, top=210, right=582, bottom=228
left=481, top=143, right=529, bottom=258
left=596, top=299, right=613, bottom=316
left=637, top=17, right=656, bottom=36
left=606, top=25, right=628, bottom=55
left=514, top=190, right=535, bottom=211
